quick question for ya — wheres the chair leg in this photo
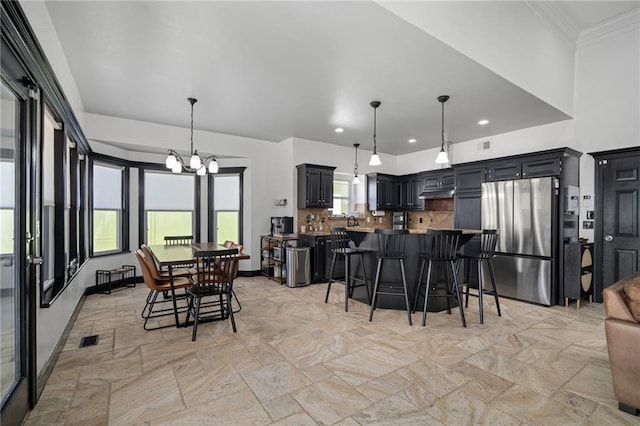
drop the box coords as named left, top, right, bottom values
left=464, top=259, right=471, bottom=308
left=399, top=259, right=412, bottom=326
left=227, top=293, right=237, bottom=332
left=344, top=254, right=350, bottom=312
left=369, top=258, right=383, bottom=321
left=488, top=259, right=501, bottom=316
left=450, top=260, right=466, bottom=328
left=359, top=253, right=371, bottom=304
left=445, top=263, right=452, bottom=315
left=413, top=258, right=426, bottom=313
left=324, top=252, right=338, bottom=303
left=191, top=296, right=201, bottom=341
left=421, top=260, right=433, bottom=327
left=477, top=259, right=484, bottom=324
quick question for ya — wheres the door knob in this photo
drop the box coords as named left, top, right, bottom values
left=604, top=235, right=614, bottom=242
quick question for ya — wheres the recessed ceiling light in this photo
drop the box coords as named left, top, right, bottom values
left=334, top=127, right=344, bottom=133
left=478, top=119, right=490, bottom=126
left=408, top=138, right=417, bottom=143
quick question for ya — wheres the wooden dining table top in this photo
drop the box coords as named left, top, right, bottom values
left=149, top=243, right=241, bottom=267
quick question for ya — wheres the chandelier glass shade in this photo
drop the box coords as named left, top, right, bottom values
left=435, top=95, right=450, bottom=164
left=165, top=97, right=219, bottom=174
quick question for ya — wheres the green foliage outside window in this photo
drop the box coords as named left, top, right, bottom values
left=216, top=211, right=238, bottom=245
left=147, top=211, right=192, bottom=245
left=93, top=209, right=119, bottom=252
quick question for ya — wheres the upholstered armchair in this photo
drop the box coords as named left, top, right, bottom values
left=603, top=272, right=640, bottom=416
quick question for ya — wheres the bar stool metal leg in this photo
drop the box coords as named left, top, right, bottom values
left=400, top=259, right=412, bottom=326
left=413, top=258, right=426, bottom=313
left=369, top=258, right=384, bottom=321
left=324, top=252, right=338, bottom=303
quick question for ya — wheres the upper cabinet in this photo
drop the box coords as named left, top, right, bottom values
left=454, top=164, right=486, bottom=194
left=367, top=173, right=399, bottom=210
left=297, top=164, right=336, bottom=208
left=422, top=169, right=455, bottom=192
left=486, top=154, right=561, bottom=182
left=399, top=174, right=425, bottom=210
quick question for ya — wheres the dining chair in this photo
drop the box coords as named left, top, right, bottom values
left=369, top=228, right=412, bottom=325
left=413, top=229, right=466, bottom=327
left=164, top=235, right=193, bottom=245
left=457, top=229, right=501, bottom=324
left=324, top=227, right=371, bottom=312
left=185, top=249, right=238, bottom=341
left=135, top=249, right=194, bottom=330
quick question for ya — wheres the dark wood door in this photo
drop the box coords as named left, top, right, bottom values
left=597, top=153, right=640, bottom=298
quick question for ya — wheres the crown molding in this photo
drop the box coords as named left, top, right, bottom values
left=578, top=7, right=640, bottom=48
left=524, top=0, right=579, bottom=47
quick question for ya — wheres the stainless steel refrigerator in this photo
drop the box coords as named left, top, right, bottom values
left=481, top=177, right=557, bottom=305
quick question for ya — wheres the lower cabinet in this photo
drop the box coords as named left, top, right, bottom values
left=299, top=235, right=344, bottom=283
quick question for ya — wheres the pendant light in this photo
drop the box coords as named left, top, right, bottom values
left=352, top=143, right=361, bottom=184
left=435, top=95, right=450, bottom=164
left=165, top=97, right=219, bottom=174
left=369, top=100, right=382, bottom=166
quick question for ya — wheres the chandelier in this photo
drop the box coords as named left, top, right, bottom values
left=165, top=97, right=219, bottom=175
left=352, top=143, right=360, bottom=184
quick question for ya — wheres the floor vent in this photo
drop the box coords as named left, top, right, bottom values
left=79, top=335, right=99, bottom=348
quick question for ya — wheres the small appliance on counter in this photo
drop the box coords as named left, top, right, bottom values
left=271, top=216, right=294, bottom=235
left=392, top=212, right=408, bottom=230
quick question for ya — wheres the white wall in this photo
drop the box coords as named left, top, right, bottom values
left=377, top=0, right=576, bottom=116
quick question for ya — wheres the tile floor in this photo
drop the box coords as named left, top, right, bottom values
left=24, top=276, right=640, bottom=425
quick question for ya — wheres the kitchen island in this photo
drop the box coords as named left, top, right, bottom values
left=341, top=227, right=481, bottom=312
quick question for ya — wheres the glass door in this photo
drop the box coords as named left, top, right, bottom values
left=1, top=40, right=38, bottom=423
left=0, top=75, right=20, bottom=411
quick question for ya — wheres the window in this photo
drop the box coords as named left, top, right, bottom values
left=144, top=171, right=195, bottom=245
left=92, top=162, right=124, bottom=254
left=332, top=178, right=351, bottom=215
left=208, top=168, right=244, bottom=245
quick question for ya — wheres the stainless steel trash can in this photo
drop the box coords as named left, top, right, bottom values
left=286, top=247, right=311, bottom=287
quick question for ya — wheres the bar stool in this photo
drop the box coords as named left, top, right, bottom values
left=325, top=227, right=371, bottom=311
left=457, top=229, right=501, bottom=324
left=369, top=229, right=412, bottom=325
left=413, top=229, right=466, bottom=327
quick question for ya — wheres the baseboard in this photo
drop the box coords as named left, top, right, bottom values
left=238, top=270, right=262, bottom=277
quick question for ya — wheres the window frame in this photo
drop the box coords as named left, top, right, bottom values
left=208, top=167, right=245, bottom=245
left=332, top=176, right=353, bottom=216
left=138, top=165, right=201, bottom=246
left=88, top=155, right=129, bottom=257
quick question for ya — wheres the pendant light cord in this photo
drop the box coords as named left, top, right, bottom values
left=441, top=100, right=445, bottom=150
left=373, top=107, right=377, bottom=154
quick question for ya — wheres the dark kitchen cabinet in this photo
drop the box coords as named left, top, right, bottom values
left=454, top=164, right=486, bottom=194
left=486, top=155, right=561, bottom=182
left=399, top=174, right=425, bottom=210
left=298, top=235, right=343, bottom=283
left=297, top=164, right=336, bottom=208
left=422, top=169, right=454, bottom=192
left=367, top=173, right=399, bottom=210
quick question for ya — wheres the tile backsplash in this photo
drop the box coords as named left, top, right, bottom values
left=297, top=198, right=454, bottom=232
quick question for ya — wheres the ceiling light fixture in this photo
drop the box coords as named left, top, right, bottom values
left=369, top=100, right=381, bottom=166
left=408, top=138, right=417, bottom=143
left=478, top=119, right=490, bottom=126
left=334, top=127, right=344, bottom=133
left=435, top=95, right=450, bottom=164
left=165, top=97, right=219, bottom=175
left=352, top=143, right=361, bottom=185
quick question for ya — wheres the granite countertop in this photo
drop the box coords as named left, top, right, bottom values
left=299, top=227, right=481, bottom=236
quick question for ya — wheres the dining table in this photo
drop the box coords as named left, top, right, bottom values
left=148, top=243, right=243, bottom=328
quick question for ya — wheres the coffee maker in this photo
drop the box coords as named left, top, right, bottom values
left=271, top=216, right=294, bottom=235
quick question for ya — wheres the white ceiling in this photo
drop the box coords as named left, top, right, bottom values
left=43, top=1, right=638, bottom=156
